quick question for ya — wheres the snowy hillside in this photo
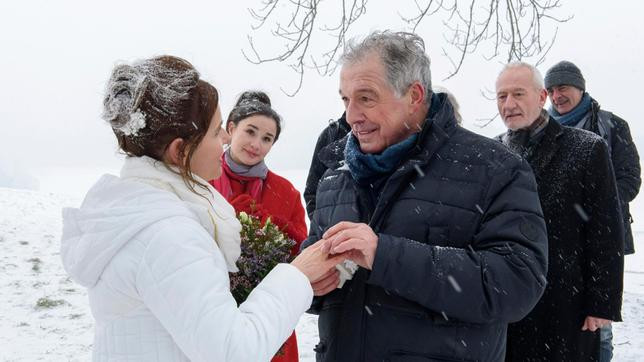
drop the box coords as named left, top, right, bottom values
left=1, top=185, right=643, bottom=361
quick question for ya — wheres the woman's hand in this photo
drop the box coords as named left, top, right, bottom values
left=230, top=194, right=287, bottom=228
left=230, top=194, right=255, bottom=214
left=291, top=239, right=346, bottom=285
left=310, top=268, right=340, bottom=296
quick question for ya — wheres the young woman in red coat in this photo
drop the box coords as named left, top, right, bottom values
left=210, top=90, right=307, bottom=362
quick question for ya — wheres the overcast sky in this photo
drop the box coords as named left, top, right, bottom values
left=1, top=1, right=642, bottom=193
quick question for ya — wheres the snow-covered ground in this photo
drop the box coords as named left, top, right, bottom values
left=1, top=173, right=643, bottom=361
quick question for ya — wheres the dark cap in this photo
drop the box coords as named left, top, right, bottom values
left=544, top=60, right=585, bottom=91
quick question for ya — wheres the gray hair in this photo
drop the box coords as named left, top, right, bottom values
left=498, top=61, right=545, bottom=91
left=341, top=31, right=432, bottom=103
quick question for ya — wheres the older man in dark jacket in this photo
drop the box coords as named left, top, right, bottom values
left=545, top=60, right=641, bottom=255
left=544, top=60, right=640, bottom=361
left=301, top=31, right=548, bottom=362
left=496, top=62, right=624, bottom=362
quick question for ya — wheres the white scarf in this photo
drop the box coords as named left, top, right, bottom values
left=120, top=156, right=242, bottom=272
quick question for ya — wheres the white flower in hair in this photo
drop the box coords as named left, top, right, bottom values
left=116, top=110, right=147, bottom=136
left=102, top=58, right=198, bottom=137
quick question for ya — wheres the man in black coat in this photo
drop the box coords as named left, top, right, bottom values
left=301, top=31, right=549, bottom=362
left=544, top=60, right=640, bottom=361
left=304, top=113, right=350, bottom=219
left=545, top=60, right=641, bottom=256
left=496, top=62, right=624, bottom=362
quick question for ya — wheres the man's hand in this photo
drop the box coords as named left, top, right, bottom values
left=581, top=316, right=612, bottom=332
left=323, top=221, right=378, bottom=270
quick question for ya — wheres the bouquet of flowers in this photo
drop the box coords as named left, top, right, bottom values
left=229, top=211, right=296, bottom=305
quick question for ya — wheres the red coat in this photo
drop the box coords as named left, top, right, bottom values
left=210, top=170, right=307, bottom=361
left=210, top=170, right=307, bottom=248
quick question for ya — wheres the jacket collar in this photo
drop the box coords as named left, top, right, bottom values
left=409, top=92, right=457, bottom=165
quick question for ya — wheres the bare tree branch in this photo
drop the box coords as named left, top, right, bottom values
left=243, top=0, right=367, bottom=96
left=474, top=112, right=499, bottom=128
left=244, top=0, right=571, bottom=95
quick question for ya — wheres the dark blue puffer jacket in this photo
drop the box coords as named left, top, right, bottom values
left=302, top=94, right=548, bottom=362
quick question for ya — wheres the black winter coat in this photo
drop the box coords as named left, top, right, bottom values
left=501, top=119, right=624, bottom=362
left=582, top=99, right=641, bottom=254
left=302, top=95, right=548, bottom=362
left=304, top=113, right=351, bottom=219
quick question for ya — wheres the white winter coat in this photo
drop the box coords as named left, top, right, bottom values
left=60, top=156, right=313, bottom=361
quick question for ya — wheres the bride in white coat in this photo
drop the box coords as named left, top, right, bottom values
left=60, top=56, right=344, bottom=361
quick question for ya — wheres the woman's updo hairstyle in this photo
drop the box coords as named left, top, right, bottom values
left=227, top=90, right=282, bottom=142
left=101, top=55, right=219, bottom=191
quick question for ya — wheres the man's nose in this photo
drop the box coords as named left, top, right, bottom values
left=345, top=101, right=362, bottom=125
left=503, top=96, right=516, bottom=109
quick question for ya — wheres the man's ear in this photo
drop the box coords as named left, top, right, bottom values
left=538, top=88, right=548, bottom=108
left=164, top=137, right=185, bottom=166
left=408, top=82, right=426, bottom=112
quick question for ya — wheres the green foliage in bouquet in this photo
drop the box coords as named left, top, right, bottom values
left=229, top=211, right=296, bottom=305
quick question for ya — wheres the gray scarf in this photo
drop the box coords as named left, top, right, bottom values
left=224, top=148, right=269, bottom=179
